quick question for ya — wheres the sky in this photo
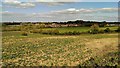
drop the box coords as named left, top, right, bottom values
left=0, top=0, right=119, bottom=22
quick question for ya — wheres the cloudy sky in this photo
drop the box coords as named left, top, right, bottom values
left=0, top=0, right=119, bottom=22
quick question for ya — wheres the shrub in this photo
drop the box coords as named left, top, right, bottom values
left=41, top=29, right=59, bottom=35
left=21, top=31, right=28, bottom=36
left=61, top=31, right=80, bottom=35
left=115, top=27, right=120, bottom=32
left=30, top=29, right=42, bottom=33
left=63, top=31, right=72, bottom=35
left=73, top=31, right=80, bottom=35
left=21, top=26, right=29, bottom=31
left=90, top=29, right=99, bottom=34
left=32, top=24, right=45, bottom=29
left=68, top=31, right=73, bottom=35
left=3, top=26, right=21, bottom=31
left=41, top=30, right=48, bottom=34
left=118, top=27, right=120, bottom=32
left=104, top=28, right=111, bottom=33
left=98, top=30, right=105, bottom=34
left=52, top=29, right=59, bottom=35
left=89, top=24, right=99, bottom=34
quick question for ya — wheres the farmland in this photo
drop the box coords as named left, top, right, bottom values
left=1, top=24, right=119, bottom=67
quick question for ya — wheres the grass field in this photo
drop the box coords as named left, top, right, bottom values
left=42, top=26, right=118, bottom=33
left=2, top=28, right=119, bottom=66
left=2, top=25, right=118, bottom=33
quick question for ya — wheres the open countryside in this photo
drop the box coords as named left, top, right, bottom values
left=1, top=1, right=120, bottom=67
left=2, top=20, right=119, bottom=67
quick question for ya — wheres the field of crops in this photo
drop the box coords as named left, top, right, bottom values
left=2, top=30, right=119, bottom=66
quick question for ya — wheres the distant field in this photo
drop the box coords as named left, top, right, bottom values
left=2, top=26, right=118, bottom=33
left=42, top=27, right=90, bottom=33
left=42, top=26, right=118, bottom=33
left=2, top=30, right=119, bottom=66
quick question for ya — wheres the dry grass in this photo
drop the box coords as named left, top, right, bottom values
left=2, top=33, right=119, bottom=66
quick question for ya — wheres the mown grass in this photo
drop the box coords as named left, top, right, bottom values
left=2, top=30, right=119, bottom=66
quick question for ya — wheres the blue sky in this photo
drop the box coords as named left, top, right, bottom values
left=0, top=0, right=119, bottom=22
left=3, top=2, right=118, bottom=13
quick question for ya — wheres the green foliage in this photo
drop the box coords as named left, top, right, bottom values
left=60, top=31, right=80, bottom=35
left=2, top=23, right=7, bottom=27
left=21, top=31, right=28, bottom=36
left=98, top=30, right=105, bottom=34
left=2, top=23, right=119, bottom=35
left=30, top=29, right=42, bottom=33
left=33, top=24, right=45, bottom=29
left=104, top=28, right=111, bottom=33
left=52, top=29, right=59, bottom=34
left=45, top=29, right=59, bottom=35
left=2, top=26, right=21, bottom=31
left=115, top=27, right=120, bottom=32
left=118, top=27, right=120, bottom=31
left=89, top=24, right=99, bottom=34
left=72, top=31, right=81, bottom=35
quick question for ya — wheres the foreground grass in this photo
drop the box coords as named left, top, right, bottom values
left=2, top=31, right=119, bottom=66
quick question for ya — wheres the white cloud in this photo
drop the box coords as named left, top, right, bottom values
left=1, top=7, right=118, bottom=22
left=19, top=3, right=35, bottom=8
left=98, top=8, right=118, bottom=13
left=4, top=0, right=21, bottom=5
left=51, top=8, right=118, bottom=14
left=39, top=2, right=65, bottom=6
left=2, top=0, right=36, bottom=8
left=35, top=0, right=79, bottom=2
left=29, top=0, right=119, bottom=2
left=67, top=8, right=76, bottom=11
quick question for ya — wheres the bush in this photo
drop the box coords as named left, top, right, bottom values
left=115, top=27, right=120, bottom=32
left=61, top=31, right=80, bottom=35
left=3, top=26, right=21, bottom=31
left=32, top=24, right=45, bottom=29
left=43, top=30, right=53, bottom=34
left=52, top=29, right=59, bottom=35
left=104, top=28, right=111, bottom=33
left=63, top=31, right=72, bottom=35
left=41, top=29, right=59, bottom=35
left=67, top=31, right=73, bottom=35
left=89, top=24, right=99, bottom=34
left=30, top=29, right=42, bottom=33
left=21, top=31, right=28, bottom=36
left=91, top=29, right=99, bottom=34
left=98, top=30, right=105, bottom=34
left=73, top=31, right=80, bottom=35
left=118, top=27, right=120, bottom=32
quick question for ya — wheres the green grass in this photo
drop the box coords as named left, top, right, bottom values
left=2, top=25, right=118, bottom=33
left=100, top=26, right=118, bottom=30
left=41, top=26, right=118, bottom=33
left=2, top=30, right=119, bottom=66
left=42, top=27, right=90, bottom=33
